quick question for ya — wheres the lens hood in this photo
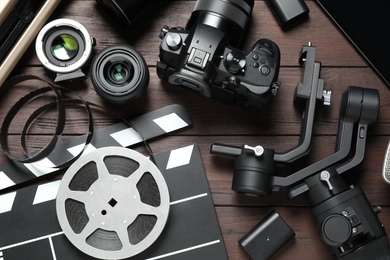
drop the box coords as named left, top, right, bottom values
left=90, top=44, right=149, bottom=106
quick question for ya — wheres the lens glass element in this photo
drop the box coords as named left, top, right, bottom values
left=108, top=62, right=134, bottom=85
left=51, top=34, right=79, bottom=61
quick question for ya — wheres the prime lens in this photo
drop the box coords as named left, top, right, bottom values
left=90, top=44, right=149, bottom=106
left=186, top=0, right=254, bottom=46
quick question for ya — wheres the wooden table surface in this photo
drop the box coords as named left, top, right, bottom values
left=1, top=0, right=390, bottom=259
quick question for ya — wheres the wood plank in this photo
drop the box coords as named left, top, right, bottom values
left=0, top=0, right=389, bottom=259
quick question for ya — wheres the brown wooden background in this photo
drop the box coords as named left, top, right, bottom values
left=1, top=0, right=390, bottom=259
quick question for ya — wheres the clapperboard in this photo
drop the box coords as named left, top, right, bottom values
left=0, top=105, right=228, bottom=259
left=0, top=104, right=192, bottom=193
left=0, top=144, right=228, bottom=259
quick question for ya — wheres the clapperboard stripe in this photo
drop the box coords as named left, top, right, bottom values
left=0, top=144, right=228, bottom=260
left=0, top=105, right=192, bottom=193
left=0, top=171, right=14, bottom=190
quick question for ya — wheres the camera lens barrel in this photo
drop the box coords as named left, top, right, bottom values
left=95, top=0, right=155, bottom=28
left=187, top=0, right=254, bottom=46
left=90, top=44, right=149, bottom=106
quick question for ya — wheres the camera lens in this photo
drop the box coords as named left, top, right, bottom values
left=50, top=34, right=79, bottom=61
left=91, top=44, right=149, bottom=106
left=107, top=62, right=133, bottom=84
left=186, top=0, right=254, bottom=46
left=95, top=0, right=155, bottom=28
left=36, top=19, right=94, bottom=82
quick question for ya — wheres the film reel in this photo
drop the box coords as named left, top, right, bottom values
left=56, top=147, right=170, bottom=259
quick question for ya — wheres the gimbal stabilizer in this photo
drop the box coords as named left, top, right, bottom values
left=211, top=44, right=390, bottom=259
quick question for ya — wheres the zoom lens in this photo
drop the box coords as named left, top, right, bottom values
left=95, top=0, right=155, bottom=28
left=186, top=0, right=254, bottom=47
left=36, top=19, right=95, bottom=82
left=91, top=44, right=149, bottom=106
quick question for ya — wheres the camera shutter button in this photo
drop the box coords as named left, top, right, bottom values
left=165, top=32, right=182, bottom=50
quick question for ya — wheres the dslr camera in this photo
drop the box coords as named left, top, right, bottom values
left=157, top=0, right=281, bottom=110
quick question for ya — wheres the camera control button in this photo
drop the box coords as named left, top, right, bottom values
left=260, top=65, right=271, bottom=75
left=165, top=32, right=182, bottom=50
left=252, top=54, right=259, bottom=60
left=225, top=51, right=246, bottom=74
left=262, top=40, right=272, bottom=48
left=253, top=62, right=259, bottom=68
left=226, top=76, right=241, bottom=88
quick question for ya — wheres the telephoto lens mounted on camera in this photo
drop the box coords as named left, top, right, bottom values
left=157, top=0, right=281, bottom=110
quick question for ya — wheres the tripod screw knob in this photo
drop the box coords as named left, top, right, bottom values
left=244, top=145, right=264, bottom=157
left=320, top=170, right=334, bottom=190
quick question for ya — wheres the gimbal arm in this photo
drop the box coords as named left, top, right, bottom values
left=287, top=86, right=379, bottom=198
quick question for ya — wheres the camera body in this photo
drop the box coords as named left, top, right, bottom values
left=157, top=0, right=281, bottom=110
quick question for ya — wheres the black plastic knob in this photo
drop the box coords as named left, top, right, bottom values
left=224, top=51, right=246, bottom=74
left=321, top=214, right=351, bottom=247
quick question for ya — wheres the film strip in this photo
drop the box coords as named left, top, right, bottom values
left=0, top=104, right=192, bottom=193
left=0, top=144, right=228, bottom=259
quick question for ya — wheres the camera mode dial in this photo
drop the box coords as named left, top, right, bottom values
left=165, top=32, right=182, bottom=50
left=224, top=51, right=246, bottom=74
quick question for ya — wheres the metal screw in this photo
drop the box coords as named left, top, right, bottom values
left=323, top=89, right=332, bottom=106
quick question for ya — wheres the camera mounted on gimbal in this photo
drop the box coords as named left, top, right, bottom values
left=211, top=43, right=390, bottom=259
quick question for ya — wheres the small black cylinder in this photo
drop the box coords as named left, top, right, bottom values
left=232, top=148, right=275, bottom=196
